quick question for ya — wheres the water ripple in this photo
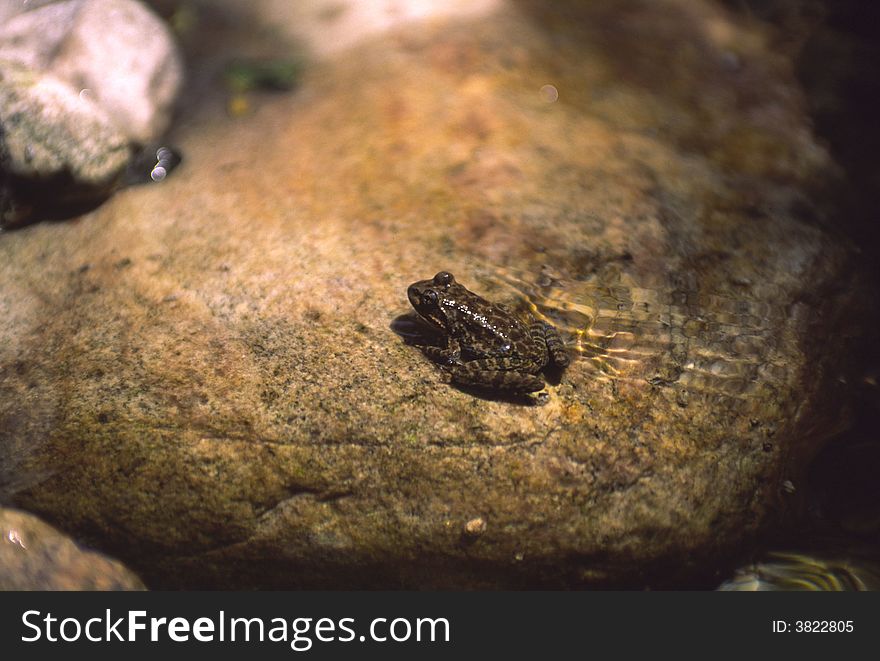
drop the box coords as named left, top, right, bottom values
left=490, top=266, right=790, bottom=401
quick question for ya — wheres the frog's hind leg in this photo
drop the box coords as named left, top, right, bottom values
left=449, top=359, right=545, bottom=392
left=532, top=321, right=570, bottom=367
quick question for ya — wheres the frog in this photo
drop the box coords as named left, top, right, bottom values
left=406, top=271, right=570, bottom=392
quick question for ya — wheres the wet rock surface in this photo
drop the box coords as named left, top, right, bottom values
left=0, top=507, right=144, bottom=590
left=0, top=0, right=182, bottom=228
left=0, top=0, right=872, bottom=588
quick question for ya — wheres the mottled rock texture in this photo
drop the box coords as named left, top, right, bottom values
left=0, top=507, right=144, bottom=590
left=0, top=0, right=871, bottom=588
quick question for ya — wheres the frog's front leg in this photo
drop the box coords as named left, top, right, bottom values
left=531, top=321, right=570, bottom=367
left=449, top=357, right=545, bottom=392
left=422, top=336, right=462, bottom=366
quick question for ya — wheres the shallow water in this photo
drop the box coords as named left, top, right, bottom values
left=492, top=266, right=787, bottom=402
left=719, top=550, right=880, bottom=591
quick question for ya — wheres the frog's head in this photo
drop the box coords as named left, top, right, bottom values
left=407, top=271, right=457, bottom=330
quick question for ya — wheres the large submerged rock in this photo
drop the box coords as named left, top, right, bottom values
left=0, top=0, right=871, bottom=588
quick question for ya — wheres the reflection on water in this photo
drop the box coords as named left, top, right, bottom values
left=718, top=551, right=880, bottom=591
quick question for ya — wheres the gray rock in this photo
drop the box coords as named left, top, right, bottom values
left=0, top=507, right=145, bottom=590
left=0, top=61, right=130, bottom=184
left=0, top=0, right=182, bottom=142
left=0, top=0, right=182, bottom=228
left=0, top=1, right=58, bottom=25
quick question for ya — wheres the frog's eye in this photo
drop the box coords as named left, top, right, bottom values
left=422, top=289, right=439, bottom=306
left=433, top=272, right=454, bottom=286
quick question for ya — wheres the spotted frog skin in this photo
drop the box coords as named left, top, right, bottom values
left=407, top=272, right=569, bottom=392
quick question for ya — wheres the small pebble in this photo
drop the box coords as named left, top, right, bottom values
left=464, top=517, right=486, bottom=537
